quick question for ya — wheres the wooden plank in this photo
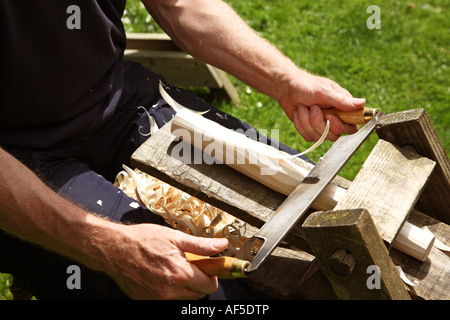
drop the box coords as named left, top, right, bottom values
left=126, top=33, right=182, bottom=51
left=245, top=246, right=336, bottom=299
left=376, top=108, right=450, bottom=223
left=124, top=33, right=240, bottom=104
left=303, top=209, right=411, bottom=300
left=334, top=139, right=436, bottom=246
left=124, top=49, right=220, bottom=87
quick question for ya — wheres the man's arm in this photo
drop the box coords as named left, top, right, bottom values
left=0, top=147, right=228, bottom=299
left=142, top=0, right=366, bottom=141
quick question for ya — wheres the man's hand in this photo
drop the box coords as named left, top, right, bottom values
left=104, top=223, right=229, bottom=300
left=143, top=0, right=366, bottom=143
left=278, top=70, right=366, bottom=142
left=0, top=147, right=229, bottom=300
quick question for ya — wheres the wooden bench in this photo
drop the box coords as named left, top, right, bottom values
left=131, top=108, right=450, bottom=300
left=125, top=33, right=239, bottom=104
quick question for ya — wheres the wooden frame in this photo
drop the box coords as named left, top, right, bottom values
left=131, top=108, right=450, bottom=299
left=124, top=33, right=240, bottom=104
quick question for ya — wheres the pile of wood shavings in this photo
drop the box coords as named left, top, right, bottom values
left=114, top=165, right=249, bottom=255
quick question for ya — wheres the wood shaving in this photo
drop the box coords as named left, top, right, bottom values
left=395, top=266, right=419, bottom=287
left=114, top=165, right=249, bottom=255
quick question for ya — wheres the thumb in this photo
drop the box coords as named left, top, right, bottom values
left=177, top=233, right=229, bottom=257
left=331, top=95, right=366, bottom=111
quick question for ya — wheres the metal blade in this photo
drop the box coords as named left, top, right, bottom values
left=243, top=111, right=385, bottom=273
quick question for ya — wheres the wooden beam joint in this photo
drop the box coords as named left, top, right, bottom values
left=329, top=249, right=357, bottom=276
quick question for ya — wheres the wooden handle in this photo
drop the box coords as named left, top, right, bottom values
left=322, top=107, right=378, bottom=125
left=185, top=252, right=249, bottom=279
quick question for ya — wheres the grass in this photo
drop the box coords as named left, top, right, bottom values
left=0, top=274, right=13, bottom=300
left=1, top=0, right=448, bottom=299
left=123, top=0, right=449, bottom=180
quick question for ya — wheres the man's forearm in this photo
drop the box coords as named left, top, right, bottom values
left=0, top=147, right=230, bottom=299
left=0, top=147, right=118, bottom=273
left=142, top=0, right=300, bottom=101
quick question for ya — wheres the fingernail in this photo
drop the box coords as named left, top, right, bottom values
left=352, top=98, right=366, bottom=106
left=211, top=238, right=228, bottom=251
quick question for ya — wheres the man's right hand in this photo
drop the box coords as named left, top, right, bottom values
left=104, top=223, right=229, bottom=300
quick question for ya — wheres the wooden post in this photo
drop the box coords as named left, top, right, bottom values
left=303, top=209, right=411, bottom=300
left=334, top=139, right=436, bottom=251
left=376, top=108, right=450, bottom=224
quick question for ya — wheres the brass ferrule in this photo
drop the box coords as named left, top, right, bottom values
left=363, top=108, right=378, bottom=123
left=231, top=259, right=250, bottom=278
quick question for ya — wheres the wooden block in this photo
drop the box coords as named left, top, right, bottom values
left=303, top=209, right=411, bottom=300
left=389, top=209, right=450, bottom=300
left=335, top=139, right=436, bottom=246
left=376, top=108, right=450, bottom=223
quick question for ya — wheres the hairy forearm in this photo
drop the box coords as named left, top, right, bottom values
left=142, top=0, right=301, bottom=101
left=0, top=147, right=229, bottom=299
left=0, top=147, right=119, bottom=273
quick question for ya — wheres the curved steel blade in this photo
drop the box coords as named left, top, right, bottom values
left=244, top=111, right=385, bottom=273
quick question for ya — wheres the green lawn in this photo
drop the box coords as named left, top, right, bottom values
left=123, top=0, right=449, bottom=179
left=1, top=0, right=448, bottom=299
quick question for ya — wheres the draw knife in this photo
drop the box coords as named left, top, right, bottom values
left=241, top=109, right=385, bottom=274
left=159, top=81, right=384, bottom=278
left=185, top=110, right=384, bottom=278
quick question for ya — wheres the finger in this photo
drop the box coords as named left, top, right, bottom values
left=184, top=264, right=220, bottom=296
left=293, top=110, right=313, bottom=142
left=309, top=105, right=337, bottom=141
left=293, top=110, right=311, bottom=142
left=316, top=79, right=366, bottom=111
left=164, top=252, right=220, bottom=299
left=175, top=231, right=229, bottom=257
left=325, top=114, right=358, bottom=137
left=293, top=104, right=317, bottom=142
left=323, top=92, right=366, bottom=112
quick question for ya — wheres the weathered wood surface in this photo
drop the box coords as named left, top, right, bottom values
left=131, top=119, right=450, bottom=299
left=245, top=245, right=336, bottom=299
left=169, top=110, right=435, bottom=260
left=390, top=209, right=450, bottom=300
left=376, top=108, right=450, bottom=224
left=131, top=120, right=350, bottom=250
left=303, top=209, right=411, bottom=300
left=170, top=108, right=349, bottom=211
left=334, top=139, right=436, bottom=247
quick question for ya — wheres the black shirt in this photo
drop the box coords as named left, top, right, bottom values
left=0, top=0, right=127, bottom=149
